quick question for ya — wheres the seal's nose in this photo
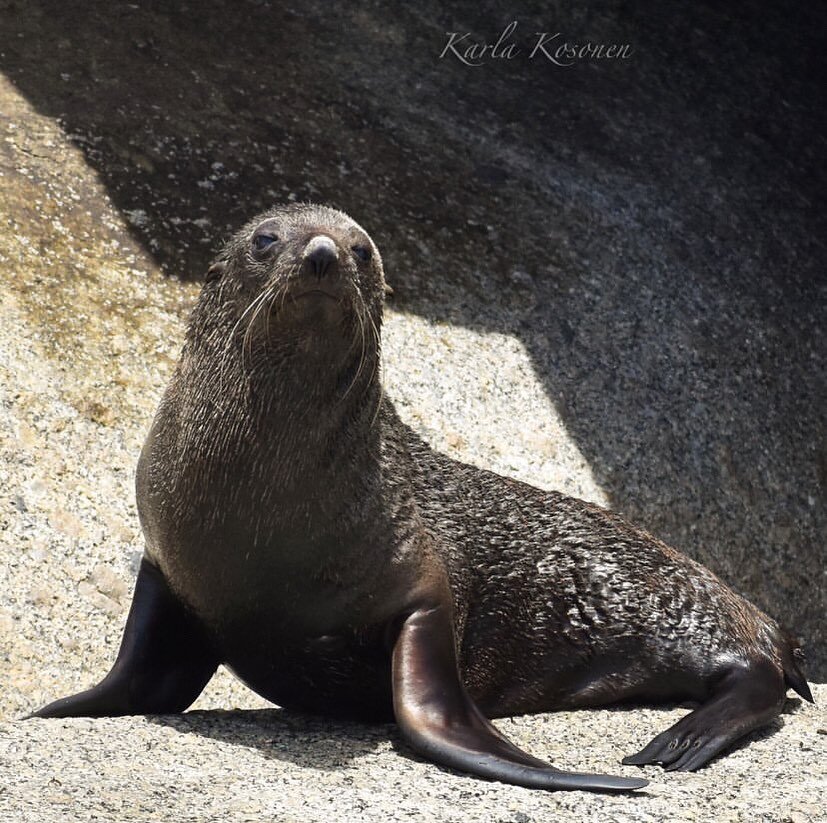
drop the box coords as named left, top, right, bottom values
left=303, top=235, right=339, bottom=278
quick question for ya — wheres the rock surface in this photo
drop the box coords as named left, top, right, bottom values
left=0, top=0, right=823, bottom=676
left=0, top=2, right=824, bottom=821
left=2, top=692, right=825, bottom=823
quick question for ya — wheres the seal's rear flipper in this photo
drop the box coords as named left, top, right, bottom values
left=392, top=602, right=648, bottom=793
left=622, top=657, right=789, bottom=772
left=782, top=639, right=814, bottom=703
left=29, top=558, right=218, bottom=718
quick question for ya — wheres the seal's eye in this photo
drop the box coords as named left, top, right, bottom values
left=352, top=244, right=371, bottom=262
left=253, top=234, right=278, bottom=251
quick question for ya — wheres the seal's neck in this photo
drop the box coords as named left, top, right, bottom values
left=230, top=351, right=386, bottom=541
left=173, top=294, right=385, bottom=523
left=252, top=352, right=382, bottom=449
left=190, top=336, right=384, bottom=487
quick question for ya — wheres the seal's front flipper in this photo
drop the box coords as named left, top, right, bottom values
left=622, top=657, right=789, bottom=772
left=30, top=558, right=218, bottom=718
left=391, top=603, right=648, bottom=793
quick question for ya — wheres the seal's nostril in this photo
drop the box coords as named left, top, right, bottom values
left=304, top=235, right=338, bottom=278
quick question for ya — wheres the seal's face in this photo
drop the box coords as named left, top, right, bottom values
left=237, top=205, right=382, bottom=311
left=201, top=204, right=385, bottom=375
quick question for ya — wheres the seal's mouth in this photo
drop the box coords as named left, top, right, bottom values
left=276, top=280, right=354, bottom=314
left=288, top=286, right=343, bottom=302
left=261, top=280, right=355, bottom=327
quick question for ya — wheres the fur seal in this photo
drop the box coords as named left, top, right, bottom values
left=32, top=204, right=812, bottom=792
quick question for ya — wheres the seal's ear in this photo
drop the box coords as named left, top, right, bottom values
left=205, top=261, right=226, bottom=284
left=383, top=282, right=394, bottom=298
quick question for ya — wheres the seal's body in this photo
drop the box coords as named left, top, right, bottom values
left=33, top=205, right=811, bottom=791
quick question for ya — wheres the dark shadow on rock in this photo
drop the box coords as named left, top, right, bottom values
left=0, top=1, right=824, bottom=673
left=150, top=708, right=392, bottom=770
left=149, top=702, right=784, bottom=781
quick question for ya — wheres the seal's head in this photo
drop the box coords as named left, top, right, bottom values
left=193, top=204, right=386, bottom=387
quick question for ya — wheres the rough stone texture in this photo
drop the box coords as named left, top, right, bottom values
left=2, top=694, right=825, bottom=823
left=0, top=1, right=825, bottom=820
left=0, top=74, right=608, bottom=724
left=0, top=0, right=823, bottom=676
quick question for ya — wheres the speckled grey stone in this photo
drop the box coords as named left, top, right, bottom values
left=0, top=1, right=822, bottom=679
left=0, top=2, right=824, bottom=820
left=1, top=694, right=825, bottom=823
